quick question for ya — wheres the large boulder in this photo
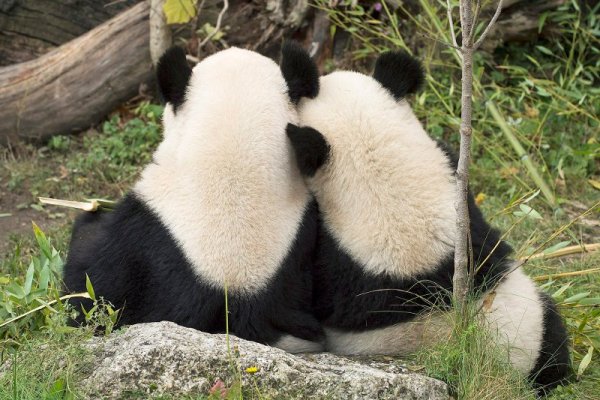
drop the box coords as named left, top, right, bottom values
left=80, top=321, right=449, bottom=399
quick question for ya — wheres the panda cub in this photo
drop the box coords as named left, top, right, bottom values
left=63, top=44, right=324, bottom=353
left=286, top=50, right=570, bottom=389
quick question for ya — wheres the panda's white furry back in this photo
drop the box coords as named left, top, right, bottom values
left=63, top=43, right=324, bottom=353
left=286, top=51, right=570, bottom=391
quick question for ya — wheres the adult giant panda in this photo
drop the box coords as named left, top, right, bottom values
left=63, top=43, right=324, bottom=353
left=286, top=51, right=570, bottom=389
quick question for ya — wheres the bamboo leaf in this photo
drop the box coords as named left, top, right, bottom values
left=85, top=274, right=96, bottom=301
left=588, top=179, right=600, bottom=190
left=523, top=189, right=541, bottom=203
left=552, top=282, right=572, bottom=298
left=577, top=298, right=600, bottom=306
left=562, top=291, right=590, bottom=304
left=577, top=346, right=593, bottom=380
left=39, top=265, right=50, bottom=291
left=23, top=263, right=35, bottom=296
left=515, top=204, right=543, bottom=220
left=32, top=222, right=52, bottom=259
left=6, top=283, right=26, bottom=300
left=543, top=241, right=572, bottom=255
left=536, top=45, right=554, bottom=56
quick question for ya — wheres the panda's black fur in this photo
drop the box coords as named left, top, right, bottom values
left=65, top=194, right=322, bottom=344
left=62, top=45, right=324, bottom=352
left=287, top=49, right=570, bottom=391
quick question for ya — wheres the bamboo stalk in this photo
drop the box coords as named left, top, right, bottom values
left=523, top=243, right=600, bottom=261
left=39, top=197, right=100, bottom=212
left=486, top=100, right=557, bottom=208
left=86, top=198, right=117, bottom=210
left=39, top=197, right=116, bottom=211
left=534, top=267, right=600, bottom=282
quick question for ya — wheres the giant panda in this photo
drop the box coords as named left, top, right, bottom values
left=285, top=50, right=570, bottom=389
left=62, top=43, right=324, bottom=353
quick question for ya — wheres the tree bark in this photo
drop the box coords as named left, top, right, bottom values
left=149, top=0, right=172, bottom=65
left=0, top=2, right=152, bottom=144
left=480, top=0, right=567, bottom=51
left=0, top=0, right=139, bottom=66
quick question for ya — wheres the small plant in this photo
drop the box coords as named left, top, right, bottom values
left=417, top=302, right=535, bottom=399
left=47, top=135, right=72, bottom=153
left=0, top=223, right=66, bottom=343
left=0, top=224, right=118, bottom=347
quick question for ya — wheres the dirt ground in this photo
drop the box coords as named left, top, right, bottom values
left=0, top=183, right=75, bottom=255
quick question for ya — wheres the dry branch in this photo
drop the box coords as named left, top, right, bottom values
left=0, top=2, right=152, bottom=144
left=523, top=243, right=600, bottom=262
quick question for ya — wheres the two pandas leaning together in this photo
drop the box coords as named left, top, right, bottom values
left=62, top=42, right=570, bottom=393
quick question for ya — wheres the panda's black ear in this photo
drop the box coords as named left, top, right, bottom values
left=286, top=124, right=330, bottom=177
left=280, top=41, right=319, bottom=104
left=156, top=47, right=192, bottom=113
left=373, top=51, right=424, bottom=100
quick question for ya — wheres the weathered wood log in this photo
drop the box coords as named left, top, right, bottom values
left=0, top=2, right=152, bottom=144
left=194, top=0, right=310, bottom=59
left=480, top=0, right=568, bottom=51
left=0, top=0, right=139, bottom=65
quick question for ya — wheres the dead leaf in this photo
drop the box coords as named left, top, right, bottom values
left=524, top=104, right=539, bottom=118
left=588, top=179, right=600, bottom=190
left=482, top=291, right=496, bottom=312
left=475, top=192, right=486, bottom=206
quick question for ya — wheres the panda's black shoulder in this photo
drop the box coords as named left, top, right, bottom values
left=434, top=139, right=458, bottom=171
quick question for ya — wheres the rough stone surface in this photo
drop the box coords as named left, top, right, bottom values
left=80, top=321, right=448, bottom=399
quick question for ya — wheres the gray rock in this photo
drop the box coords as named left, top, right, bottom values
left=80, top=321, right=448, bottom=399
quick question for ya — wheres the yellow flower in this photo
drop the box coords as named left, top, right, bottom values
left=475, top=192, right=486, bottom=206
left=245, top=366, right=259, bottom=374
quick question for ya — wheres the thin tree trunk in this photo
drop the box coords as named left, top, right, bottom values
left=452, top=0, right=503, bottom=306
left=453, top=1, right=474, bottom=307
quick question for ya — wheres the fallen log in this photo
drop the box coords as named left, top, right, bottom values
left=0, top=0, right=139, bottom=66
left=0, top=2, right=152, bottom=144
left=480, top=0, right=568, bottom=51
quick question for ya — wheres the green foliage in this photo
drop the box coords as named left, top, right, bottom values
left=316, top=0, right=599, bottom=205
left=70, top=102, right=163, bottom=185
left=0, top=224, right=119, bottom=348
left=47, top=135, right=72, bottom=153
left=0, top=223, right=66, bottom=343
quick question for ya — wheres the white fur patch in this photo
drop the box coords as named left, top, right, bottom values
left=482, top=267, right=544, bottom=374
left=298, top=71, right=457, bottom=278
left=273, top=335, right=324, bottom=353
left=136, top=48, right=309, bottom=293
left=325, top=313, right=452, bottom=356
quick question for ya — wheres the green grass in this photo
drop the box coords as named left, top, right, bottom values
left=1, top=1, right=599, bottom=398
left=416, top=308, right=535, bottom=400
left=0, top=329, right=93, bottom=400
